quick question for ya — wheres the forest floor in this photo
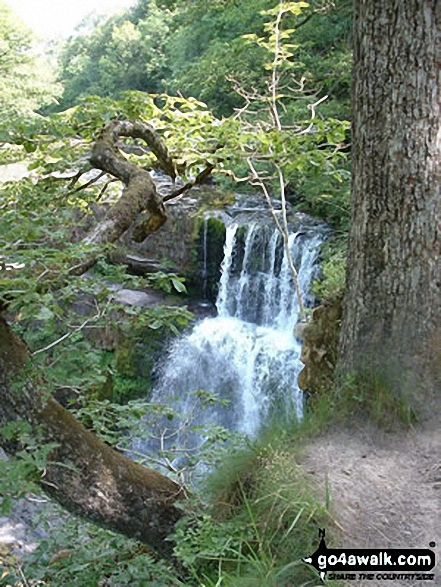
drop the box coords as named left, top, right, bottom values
left=303, top=406, right=441, bottom=586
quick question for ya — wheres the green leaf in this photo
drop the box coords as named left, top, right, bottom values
left=171, top=278, right=187, bottom=293
left=35, top=306, right=55, bottom=321
left=23, top=141, right=37, bottom=153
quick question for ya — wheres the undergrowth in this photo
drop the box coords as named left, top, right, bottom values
left=1, top=408, right=338, bottom=587
left=1, top=373, right=417, bottom=587
left=172, top=437, right=332, bottom=587
left=303, top=371, right=418, bottom=433
left=311, top=237, right=347, bottom=304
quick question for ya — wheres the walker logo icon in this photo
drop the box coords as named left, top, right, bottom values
left=303, top=529, right=436, bottom=582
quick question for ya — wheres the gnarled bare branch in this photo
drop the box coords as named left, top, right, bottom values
left=86, top=120, right=176, bottom=245
left=163, top=163, right=215, bottom=203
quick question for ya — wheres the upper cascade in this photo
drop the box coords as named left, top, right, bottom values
left=216, top=222, right=323, bottom=331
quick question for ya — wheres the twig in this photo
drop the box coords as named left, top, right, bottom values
left=66, top=170, right=85, bottom=189
left=216, top=168, right=251, bottom=182
left=118, top=447, right=180, bottom=473
left=97, top=177, right=119, bottom=201
left=162, top=163, right=215, bottom=203
left=248, top=158, right=284, bottom=236
left=270, top=7, right=284, bottom=131
left=48, top=170, right=87, bottom=187
left=68, top=257, right=98, bottom=276
left=292, top=10, right=316, bottom=31
left=296, top=94, right=329, bottom=136
left=32, top=317, right=91, bottom=356
left=67, top=171, right=106, bottom=195
left=35, top=267, right=50, bottom=281
left=276, top=163, right=306, bottom=321
left=18, top=566, right=30, bottom=587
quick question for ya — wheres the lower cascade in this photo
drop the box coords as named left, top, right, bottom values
left=137, top=216, right=325, bottom=456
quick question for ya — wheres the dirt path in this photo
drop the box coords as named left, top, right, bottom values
left=303, top=420, right=441, bottom=586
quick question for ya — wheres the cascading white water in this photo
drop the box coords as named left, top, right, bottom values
left=141, top=220, right=324, bottom=450
left=216, top=223, right=238, bottom=317
left=202, top=217, right=208, bottom=300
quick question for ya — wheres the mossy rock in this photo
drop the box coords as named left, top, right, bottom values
left=116, top=326, right=166, bottom=379
left=114, top=321, right=178, bottom=401
left=297, top=297, right=343, bottom=394
left=112, top=373, right=152, bottom=402
left=86, top=369, right=114, bottom=402
left=189, top=215, right=226, bottom=301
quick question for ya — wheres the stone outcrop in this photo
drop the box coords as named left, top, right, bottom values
left=297, top=297, right=343, bottom=394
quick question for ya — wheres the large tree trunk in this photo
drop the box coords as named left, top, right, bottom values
left=338, top=1, right=441, bottom=394
left=0, top=318, right=184, bottom=558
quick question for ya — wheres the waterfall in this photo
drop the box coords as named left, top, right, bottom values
left=215, top=223, right=238, bottom=317
left=202, top=217, right=208, bottom=300
left=136, top=217, right=324, bottom=456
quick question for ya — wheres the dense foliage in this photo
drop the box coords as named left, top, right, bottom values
left=56, top=3, right=172, bottom=110
left=0, top=1, right=354, bottom=585
left=51, top=0, right=352, bottom=231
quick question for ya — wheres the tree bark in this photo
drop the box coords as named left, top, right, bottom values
left=338, top=1, right=441, bottom=393
left=0, top=318, right=185, bottom=557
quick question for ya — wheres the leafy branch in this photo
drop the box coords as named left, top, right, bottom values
left=237, top=1, right=319, bottom=322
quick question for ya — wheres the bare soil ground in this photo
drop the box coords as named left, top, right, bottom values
left=303, top=416, right=441, bottom=586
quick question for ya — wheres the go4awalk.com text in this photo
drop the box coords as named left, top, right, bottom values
left=303, top=529, right=436, bottom=582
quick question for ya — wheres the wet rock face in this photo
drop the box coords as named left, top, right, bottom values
left=0, top=450, right=64, bottom=557
left=132, top=192, right=228, bottom=300
left=131, top=180, right=329, bottom=302
left=130, top=187, right=228, bottom=282
left=133, top=194, right=201, bottom=271
left=297, top=297, right=343, bottom=394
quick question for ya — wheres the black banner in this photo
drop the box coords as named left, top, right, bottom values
left=303, top=529, right=436, bottom=582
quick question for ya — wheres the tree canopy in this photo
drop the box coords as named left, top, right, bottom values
left=0, top=1, right=60, bottom=119
left=56, top=3, right=172, bottom=111
left=54, top=0, right=352, bottom=119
